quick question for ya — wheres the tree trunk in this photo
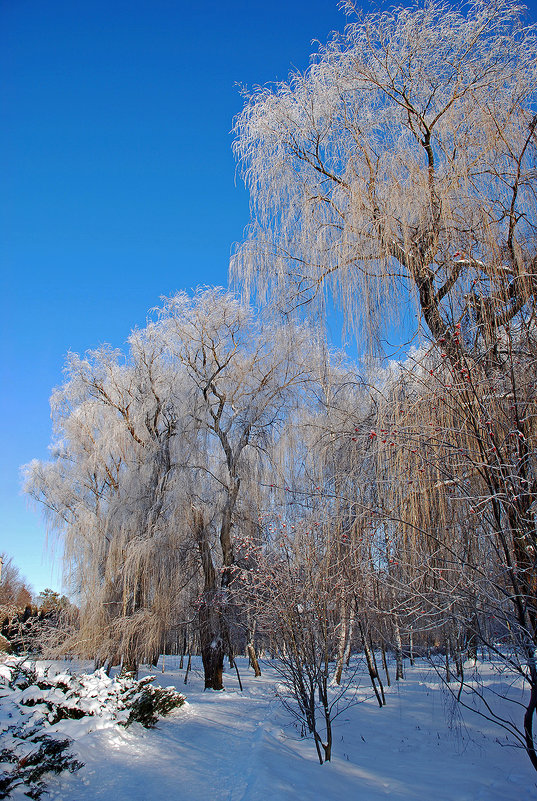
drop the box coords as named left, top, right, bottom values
left=198, top=595, right=226, bottom=690
left=193, top=507, right=227, bottom=690
left=524, top=659, right=537, bottom=771
left=445, top=637, right=452, bottom=683
left=369, top=632, right=385, bottom=705
left=246, top=615, right=261, bottom=676
left=466, top=614, right=478, bottom=663
left=359, top=620, right=384, bottom=707
left=332, top=599, right=348, bottom=686
left=381, top=640, right=391, bottom=687
left=394, top=616, right=404, bottom=680
left=247, top=643, right=261, bottom=677
left=184, top=651, right=192, bottom=684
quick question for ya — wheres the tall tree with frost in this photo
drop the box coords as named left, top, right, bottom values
left=158, top=289, right=319, bottom=688
left=233, top=0, right=537, bottom=767
left=25, top=332, right=194, bottom=672
left=25, top=289, right=320, bottom=689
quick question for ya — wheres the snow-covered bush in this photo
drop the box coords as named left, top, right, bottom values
left=0, top=657, right=186, bottom=798
left=0, top=725, right=82, bottom=800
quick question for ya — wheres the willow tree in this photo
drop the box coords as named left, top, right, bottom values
left=24, top=332, right=195, bottom=673
left=158, top=288, right=320, bottom=688
left=26, top=289, right=320, bottom=688
left=233, top=0, right=537, bottom=768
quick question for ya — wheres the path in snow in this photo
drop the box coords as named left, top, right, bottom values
left=38, top=657, right=537, bottom=801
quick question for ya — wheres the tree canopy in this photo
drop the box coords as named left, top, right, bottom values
left=233, top=0, right=537, bottom=355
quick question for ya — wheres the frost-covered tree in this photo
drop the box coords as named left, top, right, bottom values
left=233, top=0, right=537, bottom=768
left=234, top=0, right=537, bottom=392
left=365, top=347, right=537, bottom=756
left=25, top=289, right=321, bottom=689
left=0, top=554, right=33, bottom=612
left=234, top=0, right=536, bottom=351
left=157, top=288, right=321, bottom=688
left=25, top=330, right=193, bottom=673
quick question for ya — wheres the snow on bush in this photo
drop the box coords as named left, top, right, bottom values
left=0, top=656, right=186, bottom=798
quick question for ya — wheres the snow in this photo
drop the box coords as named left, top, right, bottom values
left=3, top=655, right=532, bottom=801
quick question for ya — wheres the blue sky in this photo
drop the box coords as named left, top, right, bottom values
left=1, top=0, right=348, bottom=595
left=2, top=0, right=537, bottom=596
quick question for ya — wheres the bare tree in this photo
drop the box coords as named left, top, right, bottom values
left=241, top=519, right=361, bottom=764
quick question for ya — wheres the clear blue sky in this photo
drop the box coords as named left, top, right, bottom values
left=2, top=0, right=536, bottom=596
left=1, top=0, right=348, bottom=595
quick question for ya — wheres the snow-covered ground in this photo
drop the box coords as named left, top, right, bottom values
left=5, top=656, right=537, bottom=800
